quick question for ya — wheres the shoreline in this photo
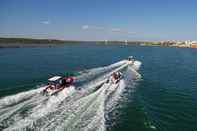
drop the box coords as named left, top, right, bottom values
left=0, top=37, right=197, bottom=49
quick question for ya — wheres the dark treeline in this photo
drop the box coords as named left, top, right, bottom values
left=0, top=37, right=81, bottom=44
left=0, top=37, right=175, bottom=48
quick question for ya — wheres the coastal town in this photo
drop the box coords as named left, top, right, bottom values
left=100, top=39, right=197, bottom=48
left=141, top=40, right=197, bottom=48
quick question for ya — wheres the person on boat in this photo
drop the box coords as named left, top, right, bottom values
left=43, top=81, right=57, bottom=93
left=113, top=72, right=122, bottom=80
left=112, top=72, right=118, bottom=80
left=128, top=56, right=133, bottom=61
left=111, top=72, right=123, bottom=84
left=109, top=72, right=118, bottom=84
left=128, top=56, right=134, bottom=64
left=64, top=76, right=74, bottom=87
left=62, top=76, right=74, bottom=87
left=116, top=72, right=122, bottom=79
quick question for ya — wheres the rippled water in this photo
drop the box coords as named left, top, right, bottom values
left=0, top=44, right=197, bottom=131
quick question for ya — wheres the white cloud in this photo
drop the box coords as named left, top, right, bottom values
left=81, top=25, right=105, bottom=30
left=82, top=25, right=138, bottom=35
left=41, top=21, right=50, bottom=25
left=111, top=28, right=137, bottom=34
left=82, top=25, right=89, bottom=30
left=111, top=28, right=121, bottom=32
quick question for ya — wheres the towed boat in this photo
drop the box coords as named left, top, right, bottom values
left=106, top=71, right=123, bottom=84
left=104, top=56, right=141, bottom=92
left=105, top=71, right=124, bottom=97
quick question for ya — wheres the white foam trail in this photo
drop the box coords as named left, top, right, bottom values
left=0, top=86, right=45, bottom=108
left=31, top=86, right=75, bottom=117
left=105, top=80, right=126, bottom=112
left=2, top=59, right=142, bottom=131
left=4, top=71, right=126, bottom=130
left=132, top=60, right=142, bottom=71
left=3, top=86, right=76, bottom=130
left=1, top=60, right=126, bottom=130
left=0, top=60, right=126, bottom=108
left=76, top=60, right=126, bottom=82
left=80, top=62, right=129, bottom=93
left=128, top=60, right=142, bottom=79
left=0, top=94, right=47, bottom=123
left=36, top=80, right=127, bottom=131
left=52, top=85, right=107, bottom=131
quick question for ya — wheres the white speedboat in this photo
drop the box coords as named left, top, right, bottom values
left=43, top=76, right=74, bottom=96
left=127, top=56, right=142, bottom=71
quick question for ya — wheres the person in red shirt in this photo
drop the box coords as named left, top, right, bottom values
left=61, top=76, right=74, bottom=87
left=65, top=77, right=74, bottom=87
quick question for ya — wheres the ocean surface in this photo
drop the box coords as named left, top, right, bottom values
left=0, top=43, right=197, bottom=131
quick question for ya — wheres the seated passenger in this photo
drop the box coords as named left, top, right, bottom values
left=63, top=77, right=74, bottom=87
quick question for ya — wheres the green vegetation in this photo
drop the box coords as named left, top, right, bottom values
left=0, top=37, right=83, bottom=44
left=0, top=37, right=82, bottom=48
left=0, top=37, right=179, bottom=48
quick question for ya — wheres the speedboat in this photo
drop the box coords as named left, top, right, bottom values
left=43, top=76, right=74, bottom=96
left=128, top=56, right=134, bottom=61
left=127, top=56, right=142, bottom=71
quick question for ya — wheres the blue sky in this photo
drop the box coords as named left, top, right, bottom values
left=0, top=0, right=197, bottom=41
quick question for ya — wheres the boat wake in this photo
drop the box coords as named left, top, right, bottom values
left=0, top=60, right=141, bottom=131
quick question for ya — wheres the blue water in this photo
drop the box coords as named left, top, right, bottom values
left=0, top=44, right=197, bottom=131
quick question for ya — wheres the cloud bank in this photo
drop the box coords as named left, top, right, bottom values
left=81, top=25, right=137, bottom=35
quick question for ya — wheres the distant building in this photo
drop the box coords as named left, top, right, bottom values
left=184, top=40, right=192, bottom=47
left=104, top=40, right=108, bottom=45
left=191, top=41, right=197, bottom=44
left=124, top=40, right=128, bottom=45
left=191, top=41, right=197, bottom=48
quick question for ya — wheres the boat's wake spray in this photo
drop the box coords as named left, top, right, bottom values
left=0, top=59, right=141, bottom=131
